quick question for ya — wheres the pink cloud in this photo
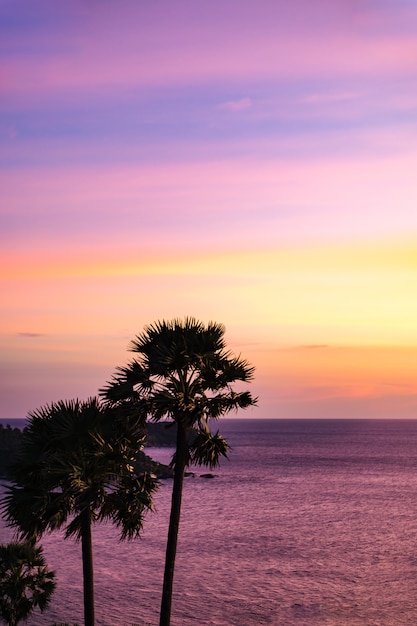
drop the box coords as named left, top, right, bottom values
left=3, top=145, right=417, bottom=255
left=2, top=2, right=417, bottom=100
left=219, top=98, right=253, bottom=112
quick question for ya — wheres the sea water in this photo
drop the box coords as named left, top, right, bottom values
left=1, top=418, right=417, bottom=625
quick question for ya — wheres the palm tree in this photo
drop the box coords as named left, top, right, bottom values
left=0, top=541, right=55, bottom=626
left=101, top=318, right=256, bottom=626
left=2, top=397, right=158, bottom=626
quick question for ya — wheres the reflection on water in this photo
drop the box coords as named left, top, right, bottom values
left=2, top=419, right=417, bottom=625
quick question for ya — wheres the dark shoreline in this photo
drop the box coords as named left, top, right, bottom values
left=0, top=421, right=175, bottom=479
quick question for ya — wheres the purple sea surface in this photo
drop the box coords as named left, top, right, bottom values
left=1, top=418, right=417, bottom=625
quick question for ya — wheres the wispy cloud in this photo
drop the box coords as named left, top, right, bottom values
left=17, top=332, right=45, bottom=338
left=218, top=97, right=253, bottom=112
left=279, top=344, right=330, bottom=353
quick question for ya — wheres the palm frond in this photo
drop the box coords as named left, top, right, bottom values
left=3, top=396, right=157, bottom=543
left=99, top=473, right=158, bottom=541
left=189, top=430, right=230, bottom=469
left=0, top=542, right=56, bottom=624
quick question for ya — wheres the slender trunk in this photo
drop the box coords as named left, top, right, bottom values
left=81, top=510, right=95, bottom=626
left=159, top=422, right=189, bottom=626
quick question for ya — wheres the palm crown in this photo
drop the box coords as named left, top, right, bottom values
left=0, top=542, right=55, bottom=626
left=101, top=318, right=256, bottom=626
left=2, top=397, right=158, bottom=626
left=102, top=318, right=255, bottom=459
left=3, top=397, right=156, bottom=542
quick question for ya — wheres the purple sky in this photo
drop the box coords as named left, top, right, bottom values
left=1, top=0, right=417, bottom=419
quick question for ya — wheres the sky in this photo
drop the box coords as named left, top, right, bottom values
left=1, top=0, right=417, bottom=420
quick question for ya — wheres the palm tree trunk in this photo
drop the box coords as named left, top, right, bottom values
left=159, top=422, right=188, bottom=626
left=81, top=510, right=95, bottom=626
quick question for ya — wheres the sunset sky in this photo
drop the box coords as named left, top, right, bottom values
left=2, top=0, right=417, bottom=420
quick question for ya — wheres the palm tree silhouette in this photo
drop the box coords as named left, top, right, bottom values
left=2, top=397, right=158, bottom=626
left=0, top=542, right=55, bottom=626
left=101, top=318, right=256, bottom=626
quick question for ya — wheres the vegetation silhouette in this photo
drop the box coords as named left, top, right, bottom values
left=101, top=317, right=256, bottom=626
left=2, top=397, right=158, bottom=626
left=0, top=425, right=22, bottom=478
left=0, top=422, right=174, bottom=480
left=0, top=541, right=55, bottom=626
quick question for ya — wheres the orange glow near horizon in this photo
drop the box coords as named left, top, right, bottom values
left=3, top=233, right=417, bottom=419
left=3, top=237, right=417, bottom=343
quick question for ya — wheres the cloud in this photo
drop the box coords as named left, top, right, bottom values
left=218, top=97, right=253, bottom=112
left=280, top=344, right=330, bottom=353
left=17, top=332, right=45, bottom=338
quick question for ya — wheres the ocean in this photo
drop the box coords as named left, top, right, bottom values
left=1, top=418, right=417, bottom=625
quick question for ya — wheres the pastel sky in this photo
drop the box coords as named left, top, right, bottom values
left=2, top=0, right=417, bottom=420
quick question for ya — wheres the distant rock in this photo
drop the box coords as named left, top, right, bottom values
left=134, top=449, right=174, bottom=479
left=200, top=473, right=216, bottom=479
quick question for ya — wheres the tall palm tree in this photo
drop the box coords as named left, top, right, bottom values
left=101, top=318, right=256, bottom=626
left=0, top=541, right=55, bottom=626
left=2, top=397, right=158, bottom=626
